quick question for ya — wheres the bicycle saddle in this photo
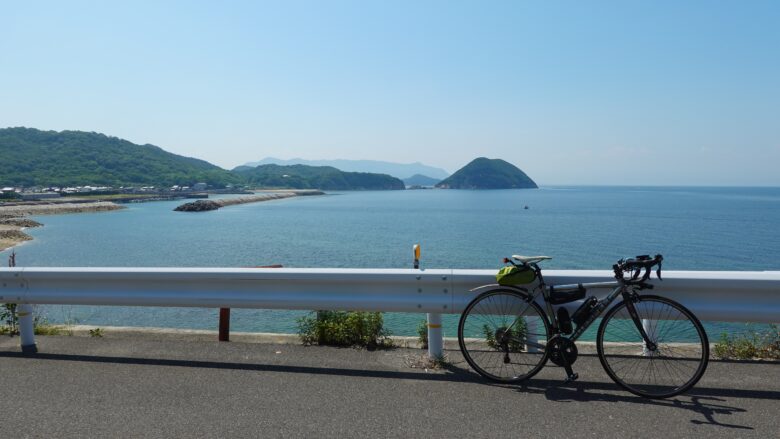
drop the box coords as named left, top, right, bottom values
left=512, top=255, right=552, bottom=264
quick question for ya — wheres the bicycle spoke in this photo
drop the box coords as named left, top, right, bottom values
left=458, top=290, right=549, bottom=382
left=598, top=296, right=708, bottom=398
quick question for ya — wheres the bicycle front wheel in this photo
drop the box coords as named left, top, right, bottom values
left=458, top=288, right=550, bottom=383
left=597, top=295, right=709, bottom=398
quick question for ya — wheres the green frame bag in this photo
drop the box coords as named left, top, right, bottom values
left=496, top=265, right=536, bottom=285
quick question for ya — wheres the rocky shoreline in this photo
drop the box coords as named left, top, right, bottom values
left=0, top=201, right=124, bottom=252
left=0, top=221, right=38, bottom=252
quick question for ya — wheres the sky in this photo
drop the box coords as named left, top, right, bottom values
left=1, top=1, right=779, bottom=185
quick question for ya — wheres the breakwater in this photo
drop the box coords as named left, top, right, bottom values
left=174, top=190, right=324, bottom=212
left=0, top=201, right=123, bottom=216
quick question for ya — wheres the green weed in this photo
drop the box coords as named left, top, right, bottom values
left=713, top=324, right=780, bottom=360
left=297, top=311, right=392, bottom=349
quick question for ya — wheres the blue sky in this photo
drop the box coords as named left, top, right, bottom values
left=1, top=1, right=778, bottom=185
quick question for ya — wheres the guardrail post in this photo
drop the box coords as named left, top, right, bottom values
left=218, top=308, right=230, bottom=342
left=215, top=264, right=283, bottom=341
left=426, top=313, right=443, bottom=359
left=18, top=303, right=37, bottom=354
left=413, top=244, right=443, bottom=358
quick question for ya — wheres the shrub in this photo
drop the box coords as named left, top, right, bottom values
left=0, top=304, right=18, bottom=335
left=714, top=324, right=780, bottom=360
left=1, top=304, right=70, bottom=336
left=417, top=319, right=428, bottom=349
left=297, top=311, right=392, bottom=349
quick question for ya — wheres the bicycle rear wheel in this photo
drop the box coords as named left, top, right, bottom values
left=458, top=289, right=550, bottom=383
left=597, top=295, right=709, bottom=398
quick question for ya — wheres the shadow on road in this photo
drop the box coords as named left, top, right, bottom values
left=512, top=380, right=755, bottom=430
left=2, top=350, right=773, bottom=430
left=0, top=350, right=481, bottom=383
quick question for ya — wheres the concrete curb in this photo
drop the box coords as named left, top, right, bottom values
left=55, top=324, right=429, bottom=348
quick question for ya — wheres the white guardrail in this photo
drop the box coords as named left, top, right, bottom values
left=2, top=267, right=779, bottom=356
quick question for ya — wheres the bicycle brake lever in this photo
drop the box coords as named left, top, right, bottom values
left=656, top=263, right=663, bottom=281
left=642, top=266, right=652, bottom=281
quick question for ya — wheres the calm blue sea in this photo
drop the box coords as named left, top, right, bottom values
left=3, top=186, right=779, bottom=339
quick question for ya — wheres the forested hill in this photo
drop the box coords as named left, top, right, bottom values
left=242, top=157, right=450, bottom=180
left=402, top=174, right=441, bottom=186
left=436, top=157, right=537, bottom=189
left=0, top=127, right=241, bottom=187
left=232, top=164, right=405, bottom=190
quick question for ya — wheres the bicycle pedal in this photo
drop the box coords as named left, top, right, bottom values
left=564, top=373, right=579, bottom=383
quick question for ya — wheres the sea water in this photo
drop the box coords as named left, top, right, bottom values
left=3, top=186, right=779, bottom=339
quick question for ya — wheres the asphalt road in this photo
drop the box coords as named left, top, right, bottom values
left=1, top=336, right=778, bottom=438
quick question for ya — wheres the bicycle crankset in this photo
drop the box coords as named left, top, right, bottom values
left=548, top=337, right=578, bottom=367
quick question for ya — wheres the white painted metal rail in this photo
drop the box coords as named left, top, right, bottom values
left=2, top=267, right=779, bottom=354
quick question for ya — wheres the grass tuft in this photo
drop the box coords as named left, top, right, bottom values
left=713, top=324, right=779, bottom=360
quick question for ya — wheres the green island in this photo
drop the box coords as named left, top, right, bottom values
left=437, top=157, right=538, bottom=189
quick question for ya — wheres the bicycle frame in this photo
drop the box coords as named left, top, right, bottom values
left=514, top=263, right=654, bottom=350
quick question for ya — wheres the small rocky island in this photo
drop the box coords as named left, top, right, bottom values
left=436, top=157, right=537, bottom=189
left=174, top=190, right=324, bottom=212
left=174, top=200, right=222, bottom=212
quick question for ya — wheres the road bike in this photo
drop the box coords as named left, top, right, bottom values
left=457, top=254, right=709, bottom=398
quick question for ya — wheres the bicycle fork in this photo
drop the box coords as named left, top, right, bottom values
left=625, top=297, right=657, bottom=352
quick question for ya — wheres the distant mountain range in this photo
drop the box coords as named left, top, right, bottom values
left=436, top=158, right=537, bottom=189
left=402, top=174, right=441, bottom=187
left=242, top=157, right=450, bottom=180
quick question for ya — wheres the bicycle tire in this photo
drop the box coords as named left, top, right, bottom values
left=597, top=295, right=709, bottom=398
left=458, top=288, right=551, bottom=383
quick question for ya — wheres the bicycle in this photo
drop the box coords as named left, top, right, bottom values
left=457, top=254, right=709, bottom=398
